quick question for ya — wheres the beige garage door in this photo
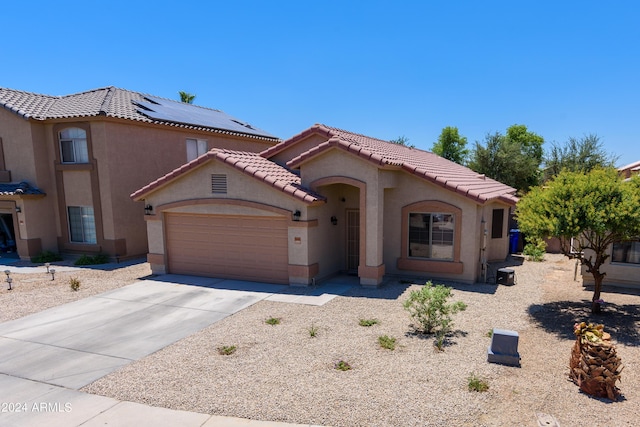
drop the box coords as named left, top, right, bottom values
left=166, top=213, right=289, bottom=284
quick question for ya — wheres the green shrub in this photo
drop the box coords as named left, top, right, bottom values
left=378, top=335, right=396, bottom=350
left=308, top=323, right=319, bottom=337
left=265, top=317, right=281, bottom=326
left=523, top=237, right=546, bottom=262
left=467, top=373, right=489, bottom=392
left=74, top=253, right=109, bottom=266
left=403, top=281, right=467, bottom=335
left=217, top=345, right=237, bottom=355
left=69, top=277, right=80, bottom=292
left=334, top=360, right=352, bottom=371
left=358, top=318, right=379, bottom=327
left=31, top=251, right=63, bottom=263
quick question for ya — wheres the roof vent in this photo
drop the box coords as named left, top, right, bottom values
left=477, top=174, right=486, bottom=180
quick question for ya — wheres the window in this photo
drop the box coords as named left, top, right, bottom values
left=59, top=128, right=89, bottom=163
left=186, top=138, right=207, bottom=162
left=612, top=240, right=640, bottom=264
left=68, top=206, right=97, bottom=244
left=491, top=208, right=504, bottom=239
left=211, top=174, right=227, bottom=194
left=408, top=213, right=454, bottom=260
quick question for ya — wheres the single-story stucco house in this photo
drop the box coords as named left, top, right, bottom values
left=131, top=124, right=518, bottom=286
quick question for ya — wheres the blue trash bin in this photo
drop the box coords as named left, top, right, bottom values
left=509, top=229, right=520, bottom=253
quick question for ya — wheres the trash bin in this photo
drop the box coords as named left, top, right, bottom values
left=509, top=229, right=520, bottom=253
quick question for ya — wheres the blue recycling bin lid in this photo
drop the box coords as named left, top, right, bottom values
left=510, top=229, right=520, bottom=234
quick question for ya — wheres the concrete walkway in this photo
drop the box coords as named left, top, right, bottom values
left=0, top=273, right=350, bottom=426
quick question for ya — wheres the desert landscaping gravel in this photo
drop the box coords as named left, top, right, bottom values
left=3, top=255, right=639, bottom=426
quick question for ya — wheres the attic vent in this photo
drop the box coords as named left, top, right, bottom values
left=211, top=174, right=227, bottom=194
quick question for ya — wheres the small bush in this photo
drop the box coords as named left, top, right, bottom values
left=69, top=277, right=80, bottom=292
left=467, top=373, right=489, bottom=392
left=359, top=318, right=379, bottom=327
left=74, top=253, right=109, bottom=266
left=31, top=251, right=63, bottom=263
left=403, top=281, right=467, bottom=335
left=523, top=237, right=546, bottom=262
left=265, top=317, right=281, bottom=326
left=486, top=329, right=494, bottom=338
left=308, top=324, right=319, bottom=337
left=217, top=345, right=237, bottom=355
left=378, top=335, right=396, bottom=350
left=334, top=360, right=352, bottom=371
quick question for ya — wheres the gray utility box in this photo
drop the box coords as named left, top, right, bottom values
left=487, top=328, right=520, bottom=367
left=496, top=268, right=515, bottom=286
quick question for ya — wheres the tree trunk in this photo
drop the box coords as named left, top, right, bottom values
left=591, top=272, right=604, bottom=314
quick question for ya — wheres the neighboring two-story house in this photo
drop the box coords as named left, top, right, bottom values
left=0, top=86, right=279, bottom=261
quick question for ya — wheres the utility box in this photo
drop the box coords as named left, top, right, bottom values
left=496, top=268, right=515, bottom=286
left=487, top=328, right=520, bottom=367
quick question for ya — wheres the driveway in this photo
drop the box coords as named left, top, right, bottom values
left=0, top=274, right=350, bottom=426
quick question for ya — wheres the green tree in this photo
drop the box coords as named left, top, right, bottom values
left=543, top=134, right=618, bottom=181
left=516, top=169, right=640, bottom=313
left=432, top=126, right=468, bottom=164
left=468, top=124, right=544, bottom=193
left=390, top=135, right=414, bottom=148
left=178, top=91, right=196, bottom=104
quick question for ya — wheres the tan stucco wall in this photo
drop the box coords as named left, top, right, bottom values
left=0, top=110, right=38, bottom=181
left=62, top=171, right=93, bottom=206
left=582, top=246, right=640, bottom=289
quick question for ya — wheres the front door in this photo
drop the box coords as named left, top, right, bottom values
left=346, top=209, right=360, bottom=271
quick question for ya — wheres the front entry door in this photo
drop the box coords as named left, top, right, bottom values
left=346, top=209, right=360, bottom=271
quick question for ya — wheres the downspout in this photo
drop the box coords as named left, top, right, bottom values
left=480, top=218, right=488, bottom=283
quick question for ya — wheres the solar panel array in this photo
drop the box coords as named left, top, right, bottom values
left=133, top=95, right=276, bottom=138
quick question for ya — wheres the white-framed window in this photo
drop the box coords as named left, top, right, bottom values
left=186, top=138, right=207, bottom=162
left=612, top=240, right=640, bottom=264
left=68, top=206, right=97, bottom=244
left=408, top=212, right=455, bottom=260
left=59, top=128, right=89, bottom=163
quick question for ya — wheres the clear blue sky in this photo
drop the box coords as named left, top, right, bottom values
left=2, top=1, right=638, bottom=167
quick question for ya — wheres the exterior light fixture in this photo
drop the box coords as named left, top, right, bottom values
left=144, top=204, right=153, bottom=215
left=15, top=206, right=21, bottom=213
left=45, top=262, right=50, bottom=273
left=50, top=268, right=56, bottom=281
left=331, top=216, right=338, bottom=225
left=292, top=210, right=301, bottom=221
left=4, top=270, right=11, bottom=290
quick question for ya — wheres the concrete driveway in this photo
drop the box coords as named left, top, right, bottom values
left=0, top=274, right=350, bottom=426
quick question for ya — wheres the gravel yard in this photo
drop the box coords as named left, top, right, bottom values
left=2, top=255, right=639, bottom=426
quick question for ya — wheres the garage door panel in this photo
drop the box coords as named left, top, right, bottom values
left=166, top=213, right=289, bottom=284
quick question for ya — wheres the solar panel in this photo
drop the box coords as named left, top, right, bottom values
left=133, top=96, right=276, bottom=138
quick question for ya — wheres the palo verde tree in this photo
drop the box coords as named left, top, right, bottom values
left=516, top=168, right=640, bottom=313
left=390, top=135, right=415, bottom=148
left=431, top=126, right=468, bottom=165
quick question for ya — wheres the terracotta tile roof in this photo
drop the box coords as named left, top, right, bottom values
left=0, top=181, right=45, bottom=196
left=0, top=87, right=279, bottom=141
left=276, top=124, right=518, bottom=205
left=131, top=149, right=325, bottom=205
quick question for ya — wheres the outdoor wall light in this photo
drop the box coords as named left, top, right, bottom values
left=50, top=269, right=56, bottom=281
left=4, top=270, right=11, bottom=290
left=144, top=204, right=153, bottom=215
left=292, top=210, right=301, bottom=221
left=331, top=216, right=338, bottom=225
left=15, top=206, right=21, bottom=213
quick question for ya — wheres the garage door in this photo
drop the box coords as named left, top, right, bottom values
left=166, top=213, right=289, bottom=284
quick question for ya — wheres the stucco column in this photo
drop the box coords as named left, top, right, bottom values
left=358, top=180, right=385, bottom=286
